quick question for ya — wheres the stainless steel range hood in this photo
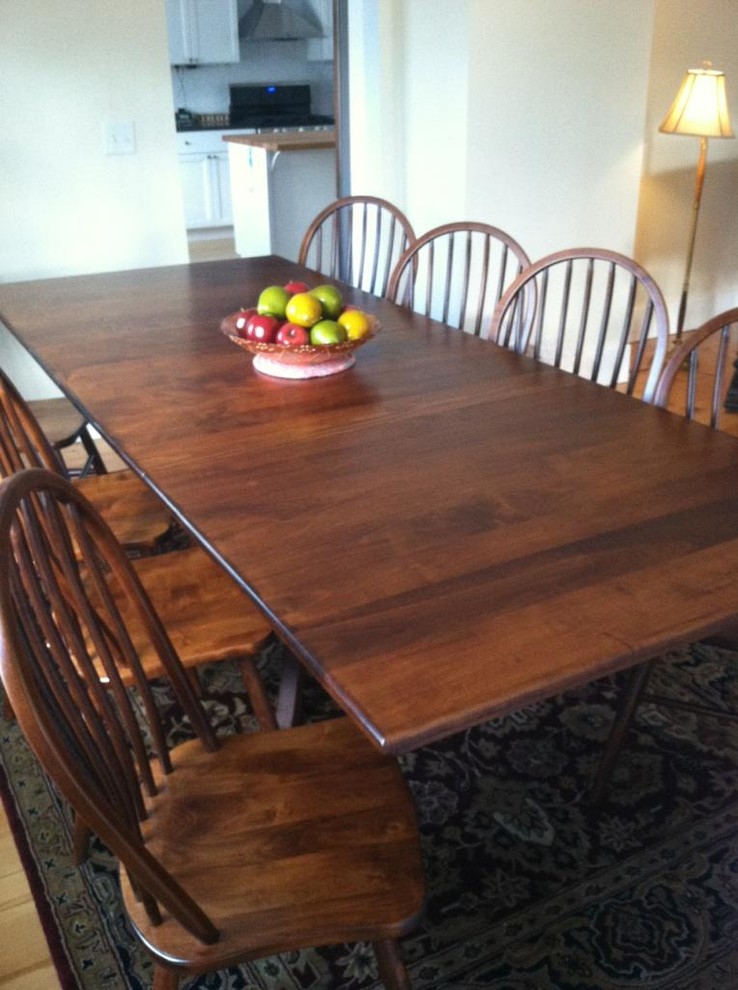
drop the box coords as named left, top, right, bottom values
left=239, top=0, right=323, bottom=41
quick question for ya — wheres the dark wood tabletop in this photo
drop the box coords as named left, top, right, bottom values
left=3, top=256, right=738, bottom=753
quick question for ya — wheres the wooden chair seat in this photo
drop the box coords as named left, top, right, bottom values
left=28, top=396, right=86, bottom=447
left=124, top=718, right=424, bottom=987
left=77, top=470, right=174, bottom=553
left=126, top=548, right=273, bottom=681
left=28, top=396, right=107, bottom=477
left=1, top=368, right=172, bottom=553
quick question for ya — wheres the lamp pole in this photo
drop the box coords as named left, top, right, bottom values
left=658, top=61, right=733, bottom=344
left=675, top=135, right=708, bottom=342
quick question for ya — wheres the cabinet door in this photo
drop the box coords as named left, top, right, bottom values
left=192, top=0, right=240, bottom=64
left=167, top=0, right=239, bottom=65
left=306, top=0, right=333, bottom=61
left=179, top=154, right=213, bottom=228
left=211, top=153, right=233, bottom=225
left=166, top=0, right=190, bottom=64
left=179, top=153, right=233, bottom=229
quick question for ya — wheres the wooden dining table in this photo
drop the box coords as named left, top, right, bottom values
left=2, top=256, right=738, bottom=754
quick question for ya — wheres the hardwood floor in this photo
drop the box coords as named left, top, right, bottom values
left=188, top=233, right=237, bottom=263
left=0, top=812, right=59, bottom=990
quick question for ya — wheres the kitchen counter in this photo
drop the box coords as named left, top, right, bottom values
left=226, top=131, right=336, bottom=261
left=223, top=130, right=336, bottom=153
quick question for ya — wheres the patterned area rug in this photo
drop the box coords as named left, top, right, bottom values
left=2, top=639, right=738, bottom=990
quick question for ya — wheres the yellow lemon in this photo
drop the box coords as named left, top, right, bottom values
left=284, top=292, right=323, bottom=328
left=337, top=308, right=372, bottom=341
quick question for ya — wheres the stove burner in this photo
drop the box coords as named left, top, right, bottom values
left=228, top=83, right=334, bottom=132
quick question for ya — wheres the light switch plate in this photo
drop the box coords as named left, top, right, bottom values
left=103, top=121, right=137, bottom=155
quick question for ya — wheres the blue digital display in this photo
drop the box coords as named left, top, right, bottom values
left=266, top=86, right=276, bottom=94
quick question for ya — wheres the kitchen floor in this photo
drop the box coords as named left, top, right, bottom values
left=188, top=233, right=238, bottom=263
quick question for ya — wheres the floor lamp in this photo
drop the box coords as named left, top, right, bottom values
left=659, top=61, right=734, bottom=342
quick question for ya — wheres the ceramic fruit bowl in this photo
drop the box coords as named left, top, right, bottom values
left=220, top=310, right=380, bottom=380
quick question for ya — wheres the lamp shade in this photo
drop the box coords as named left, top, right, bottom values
left=659, top=61, right=734, bottom=138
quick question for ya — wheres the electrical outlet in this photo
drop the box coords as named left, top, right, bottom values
left=103, top=121, right=137, bottom=155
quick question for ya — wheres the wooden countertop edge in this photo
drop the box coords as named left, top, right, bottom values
left=223, top=130, right=336, bottom=152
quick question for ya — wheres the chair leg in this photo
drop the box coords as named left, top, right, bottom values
left=373, top=938, right=412, bottom=990
left=72, top=813, right=93, bottom=866
left=2, top=693, right=14, bottom=721
left=153, top=964, right=181, bottom=990
left=77, top=424, right=108, bottom=476
left=276, top=652, right=304, bottom=729
left=590, top=659, right=656, bottom=807
left=185, top=667, right=203, bottom=699
left=238, top=656, right=278, bottom=730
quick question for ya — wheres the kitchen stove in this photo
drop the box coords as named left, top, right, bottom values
left=229, top=83, right=334, bottom=131
left=258, top=124, right=333, bottom=133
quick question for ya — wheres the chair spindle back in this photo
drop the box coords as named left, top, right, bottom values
left=387, top=221, right=530, bottom=337
left=0, top=368, right=64, bottom=477
left=0, top=468, right=219, bottom=942
left=653, top=307, right=738, bottom=429
left=490, top=248, right=670, bottom=402
left=299, top=195, right=416, bottom=297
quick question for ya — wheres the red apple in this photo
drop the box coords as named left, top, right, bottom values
left=276, top=322, right=310, bottom=347
left=245, top=313, right=280, bottom=343
left=284, top=280, right=311, bottom=295
left=234, top=307, right=258, bottom=338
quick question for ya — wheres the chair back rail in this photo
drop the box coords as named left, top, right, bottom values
left=0, top=368, right=64, bottom=475
left=653, top=307, right=738, bottom=429
left=0, top=468, right=219, bottom=942
left=386, top=221, right=530, bottom=337
left=490, top=247, right=670, bottom=402
left=299, top=195, right=416, bottom=297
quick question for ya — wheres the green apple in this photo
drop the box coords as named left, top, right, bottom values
left=257, top=285, right=290, bottom=319
left=310, top=284, right=343, bottom=320
left=310, top=319, right=347, bottom=345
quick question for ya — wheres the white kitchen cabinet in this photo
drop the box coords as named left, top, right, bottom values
left=178, top=152, right=232, bottom=228
left=166, top=0, right=240, bottom=65
left=177, top=131, right=252, bottom=229
left=306, top=0, right=333, bottom=61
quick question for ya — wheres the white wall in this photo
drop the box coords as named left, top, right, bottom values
left=463, top=1, right=653, bottom=260
left=635, top=0, right=738, bottom=329
left=0, top=0, right=188, bottom=396
left=347, top=0, right=409, bottom=209
left=400, top=1, right=471, bottom=231
left=349, top=0, right=654, bottom=261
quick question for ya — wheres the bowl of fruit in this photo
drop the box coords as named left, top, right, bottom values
left=220, top=280, right=379, bottom=380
